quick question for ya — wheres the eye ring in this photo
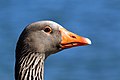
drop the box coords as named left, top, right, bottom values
left=44, top=26, right=52, bottom=33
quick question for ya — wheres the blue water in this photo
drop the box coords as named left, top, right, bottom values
left=0, top=0, right=120, bottom=80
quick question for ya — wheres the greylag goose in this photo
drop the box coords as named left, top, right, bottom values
left=15, top=20, right=91, bottom=80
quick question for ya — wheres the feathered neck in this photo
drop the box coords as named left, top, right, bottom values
left=15, top=50, right=45, bottom=80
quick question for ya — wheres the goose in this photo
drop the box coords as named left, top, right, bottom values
left=15, top=20, right=91, bottom=80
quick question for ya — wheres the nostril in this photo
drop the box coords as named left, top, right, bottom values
left=71, top=35, right=76, bottom=39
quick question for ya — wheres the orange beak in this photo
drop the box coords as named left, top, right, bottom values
left=60, top=27, right=91, bottom=49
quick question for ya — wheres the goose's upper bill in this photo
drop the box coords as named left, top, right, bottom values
left=59, top=27, right=91, bottom=49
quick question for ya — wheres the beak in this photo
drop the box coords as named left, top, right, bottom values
left=60, top=27, right=91, bottom=49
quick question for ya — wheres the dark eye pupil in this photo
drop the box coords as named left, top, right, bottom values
left=44, top=28, right=51, bottom=32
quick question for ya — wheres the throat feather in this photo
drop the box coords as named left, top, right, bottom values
left=16, top=52, right=45, bottom=80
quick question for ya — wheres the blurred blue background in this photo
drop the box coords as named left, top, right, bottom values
left=0, top=0, right=120, bottom=80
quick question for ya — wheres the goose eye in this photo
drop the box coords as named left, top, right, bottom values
left=44, top=26, right=52, bottom=33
